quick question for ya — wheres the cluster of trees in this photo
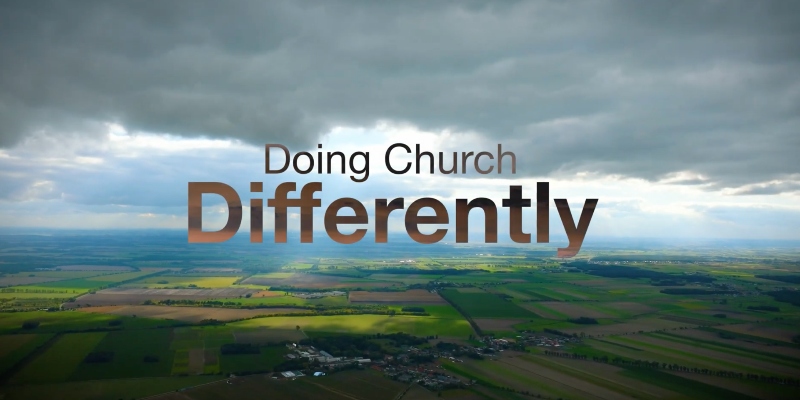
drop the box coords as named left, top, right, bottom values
left=570, top=261, right=715, bottom=283
left=747, top=305, right=780, bottom=312
left=439, top=291, right=482, bottom=336
left=84, top=351, right=114, bottom=363
left=660, top=288, right=735, bottom=295
left=356, top=268, right=477, bottom=276
left=298, top=332, right=430, bottom=359
left=141, top=300, right=431, bottom=321
left=301, top=335, right=382, bottom=358
left=435, top=342, right=483, bottom=360
left=650, top=279, right=686, bottom=286
left=145, top=299, right=242, bottom=306
left=568, top=317, right=598, bottom=325
left=364, top=287, right=407, bottom=293
left=21, top=320, right=40, bottom=329
left=755, top=275, right=800, bottom=284
left=441, top=364, right=547, bottom=398
left=766, top=289, right=800, bottom=306
left=221, top=343, right=260, bottom=355
left=588, top=255, right=707, bottom=263
left=717, top=331, right=736, bottom=339
left=496, top=293, right=514, bottom=301
left=542, top=351, right=800, bottom=386
left=266, top=286, right=329, bottom=292
left=543, top=328, right=578, bottom=338
left=1, top=288, right=74, bottom=294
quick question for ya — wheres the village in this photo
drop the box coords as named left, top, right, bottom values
left=262, top=332, right=581, bottom=391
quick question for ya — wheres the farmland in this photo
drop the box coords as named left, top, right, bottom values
left=148, top=370, right=408, bottom=400
left=0, top=376, right=220, bottom=400
left=70, top=329, right=175, bottom=380
left=10, top=332, right=108, bottom=384
left=77, top=305, right=308, bottom=322
left=440, top=289, right=538, bottom=319
left=123, top=276, right=241, bottom=288
left=63, top=287, right=258, bottom=308
left=0, top=233, right=799, bottom=399
left=0, top=333, right=53, bottom=376
left=229, top=314, right=474, bottom=337
left=348, top=289, right=446, bottom=303
left=241, top=273, right=400, bottom=289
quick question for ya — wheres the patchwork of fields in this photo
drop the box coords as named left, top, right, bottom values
left=63, top=287, right=258, bottom=308
left=348, top=289, right=446, bottom=304
left=242, top=273, right=400, bottom=289
left=149, top=370, right=409, bottom=400
left=1, top=246, right=799, bottom=400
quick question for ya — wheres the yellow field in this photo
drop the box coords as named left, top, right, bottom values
left=124, top=276, right=239, bottom=288
left=229, top=314, right=473, bottom=338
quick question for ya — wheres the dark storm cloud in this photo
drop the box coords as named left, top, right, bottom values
left=1, top=0, right=798, bottom=190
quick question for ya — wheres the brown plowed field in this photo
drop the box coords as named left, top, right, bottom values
left=499, top=355, right=633, bottom=400
left=77, top=305, right=305, bottom=322
left=668, top=371, right=796, bottom=400
left=718, top=323, right=797, bottom=343
left=629, top=334, right=800, bottom=377
left=537, top=356, right=680, bottom=399
left=670, top=329, right=800, bottom=359
left=188, top=349, right=205, bottom=374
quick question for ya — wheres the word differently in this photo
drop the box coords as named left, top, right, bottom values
left=187, top=182, right=597, bottom=258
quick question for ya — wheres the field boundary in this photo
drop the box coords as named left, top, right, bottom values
left=0, top=333, right=62, bottom=384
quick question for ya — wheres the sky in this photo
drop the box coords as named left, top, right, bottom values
left=1, top=1, right=799, bottom=242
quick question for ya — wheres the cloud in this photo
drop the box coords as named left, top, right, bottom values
left=1, top=1, right=798, bottom=192
left=726, top=178, right=800, bottom=195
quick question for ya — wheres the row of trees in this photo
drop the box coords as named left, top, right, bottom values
left=438, top=290, right=482, bottom=336
left=542, top=351, right=799, bottom=386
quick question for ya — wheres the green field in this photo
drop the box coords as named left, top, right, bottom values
left=619, top=368, right=757, bottom=399
left=0, top=376, right=220, bottom=400
left=220, top=345, right=288, bottom=374
left=1, top=234, right=800, bottom=399
left=1, top=271, right=118, bottom=280
left=70, top=329, right=174, bottom=380
left=10, top=332, right=107, bottom=384
left=0, top=310, right=183, bottom=334
left=0, top=333, right=53, bottom=376
left=440, top=289, right=537, bottom=319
